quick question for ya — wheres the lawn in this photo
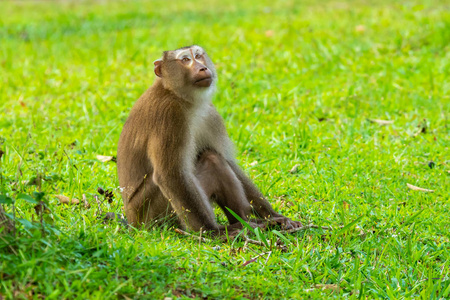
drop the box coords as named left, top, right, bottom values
left=0, top=0, right=449, bottom=298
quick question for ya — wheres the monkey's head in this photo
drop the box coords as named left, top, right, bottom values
left=153, top=45, right=217, bottom=97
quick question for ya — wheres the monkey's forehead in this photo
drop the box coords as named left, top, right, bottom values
left=165, top=45, right=205, bottom=60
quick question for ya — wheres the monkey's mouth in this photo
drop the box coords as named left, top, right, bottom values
left=194, top=77, right=213, bottom=87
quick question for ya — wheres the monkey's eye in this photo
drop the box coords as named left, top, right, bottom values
left=195, top=53, right=202, bottom=59
left=181, top=57, right=191, bottom=62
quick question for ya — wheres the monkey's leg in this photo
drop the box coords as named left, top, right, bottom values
left=227, top=161, right=303, bottom=229
left=124, top=178, right=178, bottom=228
left=195, top=151, right=252, bottom=224
left=226, top=161, right=277, bottom=218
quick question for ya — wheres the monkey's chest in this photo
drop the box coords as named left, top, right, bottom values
left=190, top=117, right=214, bottom=150
left=189, top=111, right=221, bottom=155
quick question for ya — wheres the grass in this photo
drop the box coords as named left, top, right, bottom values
left=0, top=0, right=449, bottom=298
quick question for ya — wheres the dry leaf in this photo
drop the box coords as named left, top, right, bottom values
left=82, top=194, right=91, bottom=209
left=265, top=30, right=274, bottom=37
left=250, top=161, right=258, bottom=166
left=289, top=164, right=300, bottom=174
left=97, top=155, right=114, bottom=162
left=343, top=201, right=350, bottom=210
left=368, top=119, right=394, bottom=125
left=355, top=25, right=365, bottom=32
left=407, top=183, right=434, bottom=193
left=314, top=284, right=340, bottom=292
left=55, top=195, right=80, bottom=205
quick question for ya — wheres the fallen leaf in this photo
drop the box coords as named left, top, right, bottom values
left=355, top=25, right=365, bottom=32
left=407, top=183, right=434, bottom=193
left=82, top=194, right=91, bottom=209
left=265, top=30, right=274, bottom=37
left=55, top=195, right=80, bottom=205
left=368, top=119, right=394, bottom=125
left=343, top=201, right=350, bottom=210
left=314, top=284, right=340, bottom=292
left=97, top=155, right=115, bottom=162
left=289, top=164, right=300, bottom=174
left=250, top=161, right=258, bottom=166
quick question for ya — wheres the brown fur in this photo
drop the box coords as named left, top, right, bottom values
left=117, top=45, right=301, bottom=232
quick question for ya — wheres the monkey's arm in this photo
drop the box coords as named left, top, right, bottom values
left=227, top=161, right=302, bottom=229
left=226, top=161, right=279, bottom=218
left=153, top=171, right=219, bottom=231
left=148, top=132, right=219, bottom=231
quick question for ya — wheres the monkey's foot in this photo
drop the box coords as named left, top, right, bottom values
left=216, top=221, right=267, bottom=239
left=263, top=217, right=303, bottom=230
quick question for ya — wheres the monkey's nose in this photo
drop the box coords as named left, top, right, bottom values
left=200, top=67, right=208, bottom=72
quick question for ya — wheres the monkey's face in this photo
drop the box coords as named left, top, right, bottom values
left=155, top=46, right=217, bottom=92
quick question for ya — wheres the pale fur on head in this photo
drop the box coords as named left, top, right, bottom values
left=156, top=45, right=217, bottom=105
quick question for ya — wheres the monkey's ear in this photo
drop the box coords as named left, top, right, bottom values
left=154, top=59, right=163, bottom=77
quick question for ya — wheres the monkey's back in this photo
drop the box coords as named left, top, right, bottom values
left=117, top=89, right=154, bottom=206
left=117, top=84, right=191, bottom=224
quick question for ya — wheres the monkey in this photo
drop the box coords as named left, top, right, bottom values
left=117, top=45, right=302, bottom=234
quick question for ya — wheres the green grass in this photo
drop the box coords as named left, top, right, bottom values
left=0, top=0, right=449, bottom=298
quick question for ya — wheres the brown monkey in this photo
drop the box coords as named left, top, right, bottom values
left=117, top=45, right=301, bottom=233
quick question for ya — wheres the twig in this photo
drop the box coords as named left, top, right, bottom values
left=174, top=228, right=211, bottom=243
left=94, top=195, right=102, bottom=216
left=264, top=251, right=272, bottom=265
left=283, top=223, right=367, bottom=238
left=283, top=223, right=344, bottom=234
left=242, top=251, right=272, bottom=267
left=407, top=183, right=434, bottom=193
left=242, top=235, right=266, bottom=246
